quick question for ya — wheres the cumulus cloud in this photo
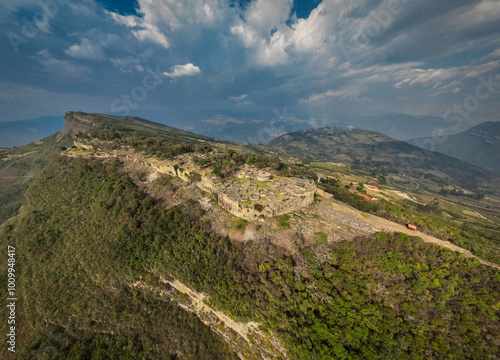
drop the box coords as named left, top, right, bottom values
left=65, top=31, right=120, bottom=60
left=107, top=11, right=169, bottom=48
left=65, top=38, right=105, bottom=60
left=230, top=0, right=335, bottom=66
left=163, top=63, right=201, bottom=79
left=106, top=0, right=227, bottom=49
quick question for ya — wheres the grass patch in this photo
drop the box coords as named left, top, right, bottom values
left=313, top=232, right=327, bottom=245
left=234, top=219, right=248, bottom=230
left=276, top=214, right=291, bottom=228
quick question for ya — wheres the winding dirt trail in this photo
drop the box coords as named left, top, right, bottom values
left=319, top=199, right=500, bottom=270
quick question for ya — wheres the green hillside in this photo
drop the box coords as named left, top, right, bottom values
left=0, top=133, right=72, bottom=224
left=61, top=111, right=225, bottom=143
left=1, top=114, right=499, bottom=359
left=267, top=126, right=499, bottom=192
left=408, top=121, right=500, bottom=173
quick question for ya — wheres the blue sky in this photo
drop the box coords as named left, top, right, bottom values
left=0, top=0, right=499, bottom=136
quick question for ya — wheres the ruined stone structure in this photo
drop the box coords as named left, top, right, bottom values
left=148, top=157, right=316, bottom=221
left=215, top=169, right=316, bottom=220
left=256, top=171, right=271, bottom=181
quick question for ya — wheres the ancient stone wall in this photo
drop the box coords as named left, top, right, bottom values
left=150, top=158, right=316, bottom=221
left=217, top=178, right=316, bottom=221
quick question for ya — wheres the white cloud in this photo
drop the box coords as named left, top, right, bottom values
left=106, top=0, right=227, bottom=49
left=463, top=60, right=500, bottom=78
left=448, top=0, right=500, bottom=30
left=230, top=0, right=354, bottom=66
left=229, top=94, right=247, bottom=101
left=109, top=56, right=144, bottom=73
left=131, top=26, right=170, bottom=48
left=135, top=0, right=224, bottom=29
left=291, top=2, right=335, bottom=54
left=230, top=0, right=294, bottom=66
left=392, top=61, right=500, bottom=92
left=229, top=94, right=253, bottom=105
left=163, top=63, right=201, bottom=79
left=108, top=12, right=139, bottom=28
left=65, top=32, right=120, bottom=60
left=243, top=0, right=292, bottom=36
left=65, top=38, right=105, bottom=60
left=301, top=87, right=365, bottom=104
left=107, top=10, right=169, bottom=48
left=255, top=29, right=290, bottom=66
left=477, top=49, right=500, bottom=63
left=394, top=67, right=461, bottom=88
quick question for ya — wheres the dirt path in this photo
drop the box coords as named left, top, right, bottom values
left=319, top=199, right=500, bottom=270
left=366, top=214, right=500, bottom=270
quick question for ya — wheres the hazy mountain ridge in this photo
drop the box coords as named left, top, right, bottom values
left=1, top=112, right=469, bottom=148
left=408, top=121, right=500, bottom=173
left=267, top=126, right=499, bottom=191
left=0, top=116, right=65, bottom=148
left=62, top=111, right=224, bottom=143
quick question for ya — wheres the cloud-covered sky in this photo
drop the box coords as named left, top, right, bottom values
left=1, top=0, right=499, bottom=135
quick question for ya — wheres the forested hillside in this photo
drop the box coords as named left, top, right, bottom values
left=0, top=133, right=72, bottom=224
left=2, top=148, right=499, bottom=359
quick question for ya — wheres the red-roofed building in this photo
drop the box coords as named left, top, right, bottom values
left=367, top=185, right=379, bottom=190
left=407, top=224, right=417, bottom=231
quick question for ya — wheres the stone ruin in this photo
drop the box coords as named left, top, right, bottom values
left=216, top=169, right=316, bottom=221
left=147, top=156, right=316, bottom=221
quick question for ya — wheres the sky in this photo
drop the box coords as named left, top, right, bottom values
left=0, top=0, right=499, bottom=138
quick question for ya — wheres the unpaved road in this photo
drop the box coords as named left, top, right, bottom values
left=318, top=199, right=500, bottom=270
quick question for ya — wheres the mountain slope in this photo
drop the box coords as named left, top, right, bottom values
left=408, top=121, right=500, bottom=173
left=267, top=126, right=498, bottom=191
left=324, top=113, right=463, bottom=141
left=62, top=111, right=224, bottom=143
left=186, top=113, right=461, bottom=144
left=1, top=116, right=499, bottom=358
left=0, top=133, right=72, bottom=223
left=0, top=111, right=240, bottom=226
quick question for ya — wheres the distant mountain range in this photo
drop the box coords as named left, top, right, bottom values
left=189, top=113, right=467, bottom=144
left=320, top=114, right=465, bottom=141
left=267, top=126, right=498, bottom=191
left=0, top=116, right=65, bottom=147
left=0, top=112, right=471, bottom=148
left=408, top=121, right=500, bottom=173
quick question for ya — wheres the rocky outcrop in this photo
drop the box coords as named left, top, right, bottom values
left=57, top=112, right=95, bottom=141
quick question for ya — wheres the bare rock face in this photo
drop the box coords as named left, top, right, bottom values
left=57, top=112, right=95, bottom=141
